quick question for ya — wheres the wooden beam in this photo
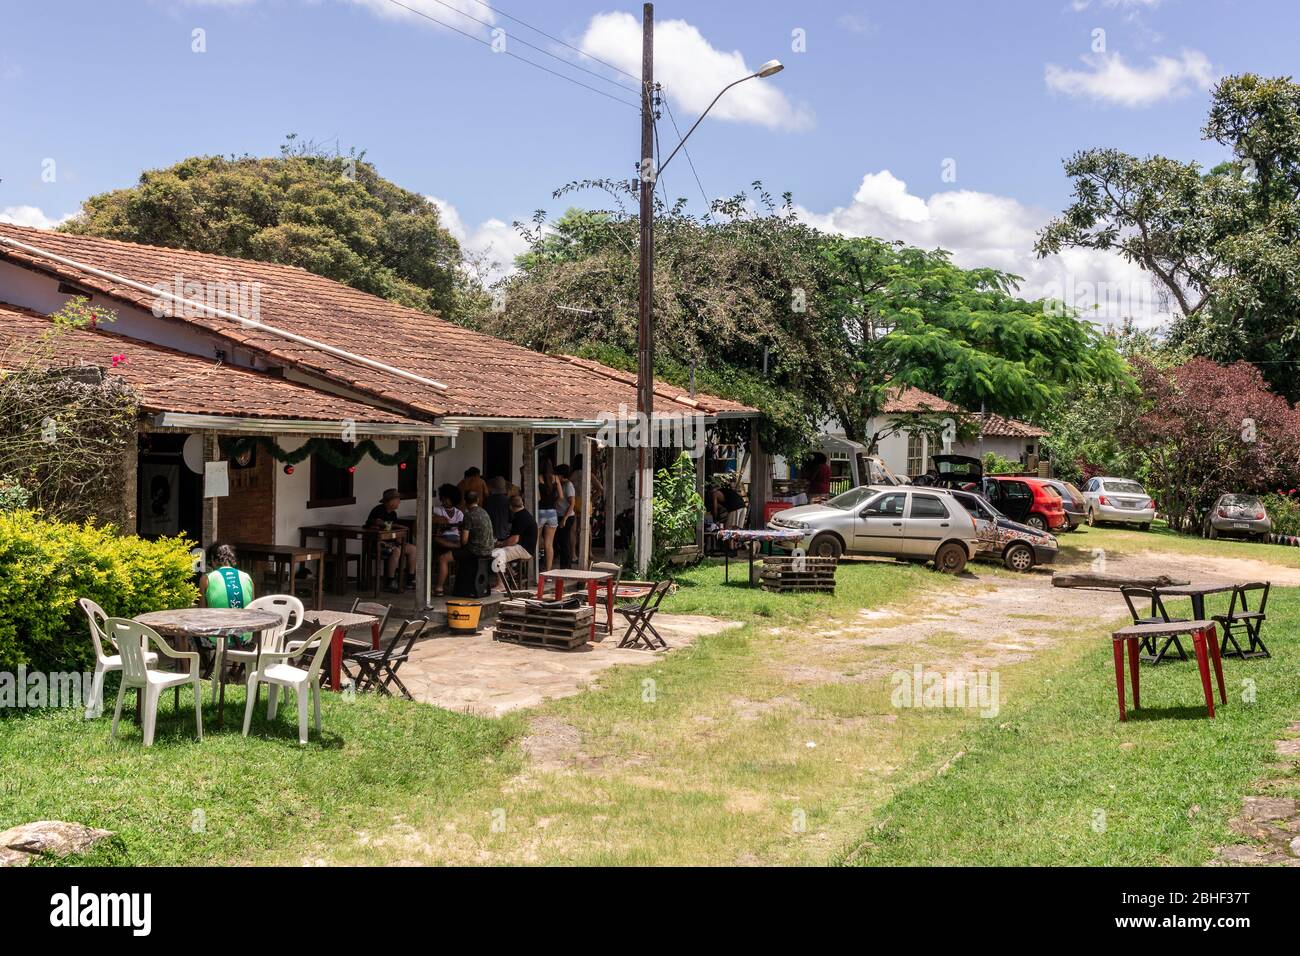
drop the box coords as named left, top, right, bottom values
left=1052, top=572, right=1190, bottom=590
left=580, top=436, right=594, bottom=569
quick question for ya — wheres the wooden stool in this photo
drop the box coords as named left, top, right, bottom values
left=1110, top=620, right=1226, bottom=721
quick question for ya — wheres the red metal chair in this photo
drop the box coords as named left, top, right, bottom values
left=1110, top=620, right=1226, bottom=721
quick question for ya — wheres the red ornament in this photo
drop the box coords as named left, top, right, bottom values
left=283, top=464, right=294, bottom=475
left=348, top=465, right=357, bottom=474
left=398, top=461, right=407, bottom=470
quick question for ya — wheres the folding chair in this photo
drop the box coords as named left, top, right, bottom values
left=1213, top=581, right=1271, bottom=659
left=1119, top=586, right=1190, bottom=664
left=615, top=579, right=673, bottom=650
left=343, top=617, right=429, bottom=700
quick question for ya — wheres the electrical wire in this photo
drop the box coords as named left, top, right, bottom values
left=416, top=0, right=638, bottom=94
left=464, top=0, right=641, bottom=82
left=384, top=0, right=638, bottom=108
left=661, top=91, right=714, bottom=219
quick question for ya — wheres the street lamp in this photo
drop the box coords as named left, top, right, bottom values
left=633, top=1, right=785, bottom=575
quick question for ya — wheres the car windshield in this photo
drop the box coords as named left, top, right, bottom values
left=826, top=486, right=877, bottom=511
left=1222, top=494, right=1262, bottom=509
left=1103, top=480, right=1145, bottom=494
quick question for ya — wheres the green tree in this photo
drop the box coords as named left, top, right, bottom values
left=62, top=137, right=478, bottom=319
left=820, top=236, right=1128, bottom=447
left=1037, top=73, right=1300, bottom=400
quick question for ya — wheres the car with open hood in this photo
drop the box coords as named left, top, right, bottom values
left=767, top=484, right=981, bottom=574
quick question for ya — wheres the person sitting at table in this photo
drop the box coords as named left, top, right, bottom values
left=432, top=483, right=466, bottom=596
left=366, top=488, right=417, bottom=594
left=710, top=480, right=747, bottom=528
left=485, top=475, right=512, bottom=540
left=200, top=542, right=254, bottom=609
left=492, top=494, right=537, bottom=593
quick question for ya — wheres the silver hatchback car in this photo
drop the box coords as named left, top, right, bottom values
left=768, top=485, right=981, bottom=574
left=1203, top=493, right=1272, bottom=541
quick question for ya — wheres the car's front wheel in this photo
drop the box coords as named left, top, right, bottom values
left=807, top=532, right=843, bottom=560
left=1025, top=514, right=1047, bottom=531
left=1003, top=542, right=1035, bottom=572
left=933, top=542, right=968, bottom=575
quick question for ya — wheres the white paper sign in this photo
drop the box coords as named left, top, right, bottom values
left=204, top=460, right=229, bottom=498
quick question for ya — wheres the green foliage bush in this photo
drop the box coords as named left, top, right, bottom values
left=649, top=452, right=705, bottom=578
left=0, top=510, right=197, bottom=672
left=0, top=475, right=29, bottom=512
left=981, top=452, right=1021, bottom=475
left=1261, top=493, right=1300, bottom=537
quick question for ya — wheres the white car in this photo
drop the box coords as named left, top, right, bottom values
left=1080, top=476, right=1157, bottom=529
left=768, top=485, right=982, bottom=573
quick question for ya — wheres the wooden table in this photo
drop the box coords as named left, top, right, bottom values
left=233, top=543, right=325, bottom=609
left=1152, top=582, right=1239, bottom=620
left=537, top=569, right=616, bottom=642
left=134, top=608, right=284, bottom=728
left=300, top=609, right=382, bottom=692
left=299, top=524, right=408, bottom=597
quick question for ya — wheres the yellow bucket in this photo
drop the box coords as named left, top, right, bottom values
left=446, top=599, right=482, bottom=633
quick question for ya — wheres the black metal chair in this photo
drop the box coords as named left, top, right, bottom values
left=615, top=579, right=673, bottom=650
left=1120, top=586, right=1190, bottom=664
left=343, top=617, right=429, bottom=700
left=1213, top=581, right=1271, bottom=659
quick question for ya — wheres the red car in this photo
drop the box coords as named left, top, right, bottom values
left=980, top=476, right=1068, bottom=532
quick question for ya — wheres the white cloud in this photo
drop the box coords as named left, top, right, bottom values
left=579, top=11, right=811, bottom=131
left=0, top=206, right=72, bottom=229
left=342, top=0, right=493, bottom=30
left=1045, top=49, right=1214, bottom=107
left=795, top=170, right=1172, bottom=326
left=1071, top=0, right=1164, bottom=11
left=428, top=196, right=529, bottom=285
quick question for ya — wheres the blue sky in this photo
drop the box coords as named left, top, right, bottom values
left=1, top=0, right=1294, bottom=320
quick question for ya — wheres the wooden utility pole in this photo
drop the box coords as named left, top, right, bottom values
left=634, top=1, right=655, bottom=575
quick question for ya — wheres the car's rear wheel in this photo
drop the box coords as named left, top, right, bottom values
left=1086, top=508, right=1098, bottom=527
left=934, top=542, right=968, bottom=574
left=807, top=533, right=843, bottom=560
left=1003, top=542, right=1035, bottom=572
left=1025, top=514, right=1047, bottom=531
left=1207, top=525, right=1219, bottom=540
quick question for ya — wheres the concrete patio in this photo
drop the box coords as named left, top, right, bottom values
left=395, top=613, right=742, bottom=716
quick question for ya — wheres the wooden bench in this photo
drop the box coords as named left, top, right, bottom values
left=1110, top=620, right=1226, bottom=721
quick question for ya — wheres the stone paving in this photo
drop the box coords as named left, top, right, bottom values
left=1212, top=720, right=1300, bottom=866
left=396, top=613, right=741, bottom=716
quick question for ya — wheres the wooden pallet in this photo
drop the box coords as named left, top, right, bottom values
left=493, top=601, right=594, bottom=650
left=759, top=556, right=837, bottom=594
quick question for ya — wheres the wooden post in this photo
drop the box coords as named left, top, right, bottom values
left=580, top=436, right=594, bottom=569
left=415, top=436, right=430, bottom=609
left=748, top=419, right=768, bottom=529
left=695, top=445, right=706, bottom=549
left=521, top=430, right=535, bottom=583
left=604, top=444, right=616, bottom=562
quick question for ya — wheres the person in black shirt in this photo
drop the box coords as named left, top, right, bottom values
left=491, top=494, right=537, bottom=592
left=366, top=488, right=417, bottom=591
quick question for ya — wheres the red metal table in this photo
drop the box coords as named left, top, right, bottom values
left=299, top=609, right=382, bottom=691
left=536, top=569, right=616, bottom=642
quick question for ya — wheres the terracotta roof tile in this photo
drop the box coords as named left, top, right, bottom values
left=0, top=224, right=751, bottom=422
left=979, top=413, right=1048, bottom=439
left=556, top=355, right=756, bottom=416
left=881, top=385, right=962, bottom=415
left=0, top=301, right=425, bottom=428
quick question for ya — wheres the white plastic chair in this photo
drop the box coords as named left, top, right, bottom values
left=229, top=594, right=303, bottom=661
left=241, top=624, right=335, bottom=745
left=78, top=598, right=158, bottom=720
left=106, top=618, right=203, bottom=747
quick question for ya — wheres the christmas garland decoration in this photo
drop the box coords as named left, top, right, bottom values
left=218, top=435, right=416, bottom=470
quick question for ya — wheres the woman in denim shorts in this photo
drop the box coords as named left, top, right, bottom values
left=537, top=459, right=563, bottom=570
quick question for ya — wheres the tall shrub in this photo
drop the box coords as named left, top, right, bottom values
left=0, top=510, right=197, bottom=672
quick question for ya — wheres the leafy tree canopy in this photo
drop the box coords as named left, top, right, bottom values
left=1037, top=73, right=1300, bottom=400
left=478, top=182, right=1127, bottom=457
left=62, top=136, right=477, bottom=318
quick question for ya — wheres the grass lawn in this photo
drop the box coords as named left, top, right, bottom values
left=841, top=585, right=1300, bottom=866
left=1058, top=520, right=1300, bottom=569
left=0, top=685, right=520, bottom=865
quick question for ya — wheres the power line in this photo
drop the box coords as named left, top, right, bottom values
left=465, top=0, right=641, bottom=83
left=417, top=0, right=638, bottom=94
left=661, top=90, right=713, bottom=219
left=384, top=0, right=638, bottom=108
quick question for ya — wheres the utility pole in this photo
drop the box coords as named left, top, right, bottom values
left=634, top=1, right=655, bottom=576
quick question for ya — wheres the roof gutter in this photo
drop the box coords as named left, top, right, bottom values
left=0, top=235, right=450, bottom=392
left=152, top=412, right=456, bottom=438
